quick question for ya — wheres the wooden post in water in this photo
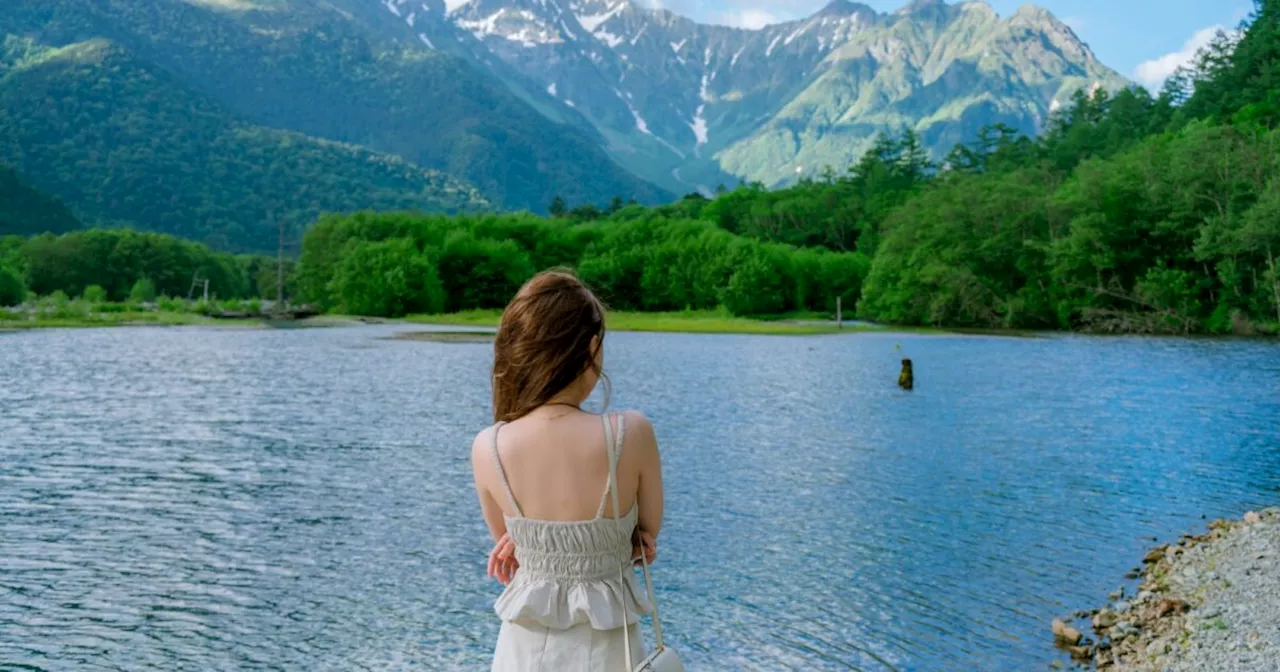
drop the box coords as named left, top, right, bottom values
left=836, top=296, right=843, bottom=330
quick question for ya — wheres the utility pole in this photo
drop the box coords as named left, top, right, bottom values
left=836, top=296, right=843, bottom=330
left=188, top=270, right=204, bottom=301
left=275, top=211, right=285, bottom=310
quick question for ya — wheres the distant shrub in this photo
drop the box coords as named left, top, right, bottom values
left=129, top=278, right=157, bottom=303
left=82, top=285, right=108, bottom=303
left=157, top=296, right=187, bottom=313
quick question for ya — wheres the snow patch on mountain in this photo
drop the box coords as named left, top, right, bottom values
left=444, top=0, right=475, bottom=14
left=765, top=34, right=782, bottom=57
left=576, top=2, right=624, bottom=32
left=688, top=72, right=710, bottom=153
left=595, top=30, right=623, bottom=47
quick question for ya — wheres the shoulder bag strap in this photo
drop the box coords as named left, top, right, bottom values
left=606, top=413, right=667, bottom=670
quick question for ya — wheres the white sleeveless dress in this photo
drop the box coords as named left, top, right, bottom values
left=488, top=414, right=651, bottom=671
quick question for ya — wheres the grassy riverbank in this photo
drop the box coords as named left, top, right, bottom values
left=405, top=309, right=887, bottom=335
left=0, top=309, right=261, bottom=329
left=2, top=301, right=928, bottom=336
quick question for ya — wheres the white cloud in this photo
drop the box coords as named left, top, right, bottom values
left=717, top=8, right=783, bottom=29
left=1133, top=25, right=1224, bottom=91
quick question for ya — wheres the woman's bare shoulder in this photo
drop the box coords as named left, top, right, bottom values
left=470, top=424, right=498, bottom=468
left=618, top=411, right=658, bottom=455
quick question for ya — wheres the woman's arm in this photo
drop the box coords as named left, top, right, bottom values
left=626, top=411, right=664, bottom=540
left=471, top=428, right=508, bottom=543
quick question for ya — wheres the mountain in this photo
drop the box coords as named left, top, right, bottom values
left=0, top=36, right=486, bottom=251
left=1, top=0, right=671, bottom=218
left=0, top=165, right=83, bottom=237
left=381, top=0, right=1129, bottom=189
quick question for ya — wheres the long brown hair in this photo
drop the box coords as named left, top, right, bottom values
left=492, top=269, right=607, bottom=422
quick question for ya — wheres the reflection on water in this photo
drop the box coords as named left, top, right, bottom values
left=2, top=326, right=1278, bottom=670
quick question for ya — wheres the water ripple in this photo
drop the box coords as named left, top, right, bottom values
left=2, top=327, right=1279, bottom=670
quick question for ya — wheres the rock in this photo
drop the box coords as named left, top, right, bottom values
left=1112, top=622, right=1140, bottom=639
left=1137, top=591, right=1154, bottom=603
left=1115, top=600, right=1132, bottom=613
left=1157, top=598, right=1190, bottom=618
left=1093, top=609, right=1118, bottom=630
left=1108, top=588, right=1124, bottom=601
left=1244, top=510, right=1262, bottom=525
left=1144, top=547, right=1167, bottom=564
left=1053, top=618, right=1083, bottom=645
left=1146, top=639, right=1170, bottom=656
left=1067, top=644, right=1092, bottom=659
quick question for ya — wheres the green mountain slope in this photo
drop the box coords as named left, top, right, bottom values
left=0, top=37, right=486, bottom=251
left=2, top=0, right=670, bottom=213
left=716, top=2, right=1130, bottom=185
left=0, top=165, right=83, bottom=237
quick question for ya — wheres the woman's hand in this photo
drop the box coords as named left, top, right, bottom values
left=488, top=533, right=518, bottom=585
left=632, top=529, right=657, bottom=566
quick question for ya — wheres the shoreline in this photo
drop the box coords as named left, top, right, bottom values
left=1056, top=508, right=1280, bottom=670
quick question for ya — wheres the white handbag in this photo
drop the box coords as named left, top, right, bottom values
left=604, top=415, right=684, bottom=672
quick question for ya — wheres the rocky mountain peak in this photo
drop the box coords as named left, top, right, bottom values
left=817, top=0, right=877, bottom=19
left=372, top=0, right=1128, bottom=194
left=897, top=0, right=949, bottom=15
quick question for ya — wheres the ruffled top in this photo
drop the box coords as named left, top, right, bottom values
left=494, top=506, right=652, bottom=629
left=489, top=415, right=652, bottom=630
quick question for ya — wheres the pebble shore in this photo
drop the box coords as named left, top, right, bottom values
left=1055, top=508, right=1280, bottom=671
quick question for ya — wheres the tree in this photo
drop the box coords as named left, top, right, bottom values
left=548, top=195, right=567, bottom=218
left=1241, top=177, right=1280, bottom=323
left=0, top=265, right=24, bottom=307
left=436, top=232, right=535, bottom=312
left=335, top=238, right=444, bottom=317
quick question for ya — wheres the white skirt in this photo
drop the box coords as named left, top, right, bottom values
left=492, top=620, right=645, bottom=671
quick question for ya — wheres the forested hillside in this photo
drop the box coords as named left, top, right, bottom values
left=0, top=166, right=82, bottom=237
left=0, top=36, right=486, bottom=251
left=1, top=0, right=670, bottom=217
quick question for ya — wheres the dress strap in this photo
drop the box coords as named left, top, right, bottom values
left=594, top=413, right=627, bottom=519
left=489, top=422, right=523, bottom=517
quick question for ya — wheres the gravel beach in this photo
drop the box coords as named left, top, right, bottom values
left=1063, top=508, right=1280, bottom=671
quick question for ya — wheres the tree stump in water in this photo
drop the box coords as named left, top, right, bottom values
left=898, top=359, right=914, bottom=390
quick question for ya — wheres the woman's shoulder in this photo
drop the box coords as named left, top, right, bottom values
left=613, top=410, right=652, bottom=432
left=469, top=422, right=501, bottom=466
left=613, top=411, right=657, bottom=456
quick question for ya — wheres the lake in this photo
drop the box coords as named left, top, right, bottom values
left=2, top=325, right=1278, bottom=671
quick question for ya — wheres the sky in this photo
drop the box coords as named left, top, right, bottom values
left=642, top=0, right=1253, bottom=90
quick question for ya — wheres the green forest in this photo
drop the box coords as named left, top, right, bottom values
left=4, top=1, right=1280, bottom=335
left=0, top=0, right=668, bottom=219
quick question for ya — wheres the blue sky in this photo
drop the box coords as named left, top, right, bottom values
left=645, top=0, right=1252, bottom=89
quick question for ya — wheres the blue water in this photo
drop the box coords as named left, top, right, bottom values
left=1, top=325, right=1278, bottom=670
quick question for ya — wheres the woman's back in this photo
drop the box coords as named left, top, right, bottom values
left=488, top=411, right=640, bottom=522
left=471, top=270, right=665, bottom=672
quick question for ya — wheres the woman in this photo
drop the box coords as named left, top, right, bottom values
left=471, top=269, right=664, bottom=671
